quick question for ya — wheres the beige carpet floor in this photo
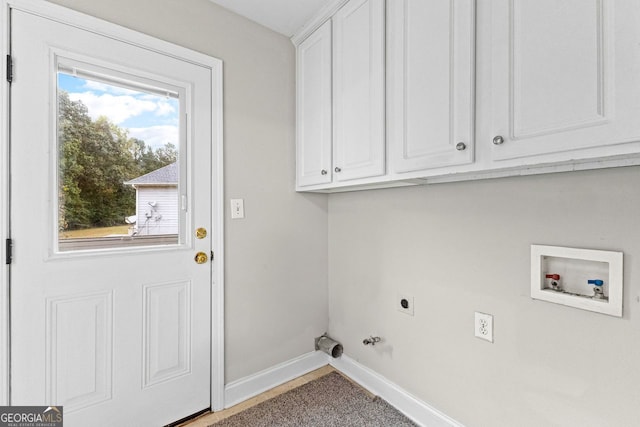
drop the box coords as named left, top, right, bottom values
left=209, top=372, right=417, bottom=427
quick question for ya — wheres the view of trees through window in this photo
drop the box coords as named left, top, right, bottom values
left=57, top=71, right=180, bottom=246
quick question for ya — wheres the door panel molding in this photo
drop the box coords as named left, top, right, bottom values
left=0, top=0, right=225, bottom=413
left=46, top=291, right=114, bottom=413
left=142, top=281, right=192, bottom=389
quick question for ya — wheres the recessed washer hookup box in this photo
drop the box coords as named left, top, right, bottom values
left=531, top=245, right=623, bottom=317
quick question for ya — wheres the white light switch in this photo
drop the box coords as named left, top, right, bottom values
left=230, top=199, right=244, bottom=219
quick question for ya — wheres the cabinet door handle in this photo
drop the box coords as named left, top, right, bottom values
left=493, top=135, right=505, bottom=145
left=321, top=169, right=327, bottom=175
left=334, top=167, right=342, bottom=173
left=456, top=142, right=467, bottom=151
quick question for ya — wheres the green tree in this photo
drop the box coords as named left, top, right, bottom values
left=130, top=139, right=177, bottom=175
left=58, top=91, right=177, bottom=231
left=58, top=91, right=92, bottom=230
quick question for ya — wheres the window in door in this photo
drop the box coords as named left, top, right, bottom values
left=55, top=58, right=187, bottom=252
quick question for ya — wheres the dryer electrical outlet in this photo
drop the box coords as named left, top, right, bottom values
left=397, top=294, right=414, bottom=316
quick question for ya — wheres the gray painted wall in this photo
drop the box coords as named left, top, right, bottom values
left=328, top=166, right=640, bottom=426
left=46, top=0, right=329, bottom=383
left=43, top=2, right=640, bottom=426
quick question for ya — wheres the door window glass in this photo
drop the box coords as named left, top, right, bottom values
left=56, top=60, right=184, bottom=252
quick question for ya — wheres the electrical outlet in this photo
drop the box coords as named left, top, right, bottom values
left=397, top=294, right=414, bottom=316
left=474, top=312, right=493, bottom=343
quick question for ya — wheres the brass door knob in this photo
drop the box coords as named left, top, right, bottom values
left=195, top=227, right=207, bottom=239
left=194, top=252, right=208, bottom=264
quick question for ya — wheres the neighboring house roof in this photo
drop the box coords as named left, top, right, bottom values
left=125, top=162, right=178, bottom=186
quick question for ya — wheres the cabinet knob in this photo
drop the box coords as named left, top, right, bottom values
left=493, top=135, right=505, bottom=145
left=456, top=142, right=467, bottom=151
left=321, top=169, right=327, bottom=175
left=334, top=167, right=342, bottom=173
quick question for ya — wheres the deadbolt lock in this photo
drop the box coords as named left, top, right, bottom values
left=194, top=251, right=208, bottom=264
left=195, top=227, right=207, bottom=239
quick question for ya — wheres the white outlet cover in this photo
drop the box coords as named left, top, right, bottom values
left=474, top=312, right=493, bottom=343
left=397, top=294, right=414, bottom=316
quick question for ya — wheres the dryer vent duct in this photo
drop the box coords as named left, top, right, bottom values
left=315, top=334, right=343, bottom=358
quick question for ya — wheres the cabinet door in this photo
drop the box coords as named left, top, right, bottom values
left=491, top=0, right=640, bottom=162
left=296, top=20, right=332, bottom=187
left=388, top=0, right=476, bottom=174
left=333, top=0, right=385, bottom=182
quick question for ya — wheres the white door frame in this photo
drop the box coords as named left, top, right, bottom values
left=0, top=0, right=225, bottom=412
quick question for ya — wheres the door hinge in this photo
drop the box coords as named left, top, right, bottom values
left=5, top=239, right=12, bottom=265
left=6, top=55, right=12, bottom=84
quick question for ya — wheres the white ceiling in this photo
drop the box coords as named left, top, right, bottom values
left=210, top=0, right=329, bottom=37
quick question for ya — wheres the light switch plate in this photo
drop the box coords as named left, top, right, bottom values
left=230, top=198, right=244, bottom=219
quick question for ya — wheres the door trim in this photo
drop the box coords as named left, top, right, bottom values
left=0, top=0, right=225, bottom=411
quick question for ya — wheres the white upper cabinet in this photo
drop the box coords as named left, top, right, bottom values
left=293, top=0, right=640, bottom=191
left=388, top=0, right=476, bottom=174
left=490, top=0, right=640, bottom=163
left=332, top=0, right=386, bottom=182
left=296, top=20, right=333, bottom=188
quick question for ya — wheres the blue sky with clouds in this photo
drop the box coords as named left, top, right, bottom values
left=58, top=73, right=179, bottom=150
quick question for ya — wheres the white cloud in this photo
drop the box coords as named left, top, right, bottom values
left=155, top=101, right=176, bottom=117
left=69, top=92, right=158, bottom=124
left=83, top=80, right=139, bottom=96
left=128, top=125, right=179, bottom=149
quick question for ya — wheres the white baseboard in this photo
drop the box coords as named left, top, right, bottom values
left=224, top=350, right=329, bottom=408
left=330, top=354, right=464, bottom=427
left=223, top=350, right=463, bottom=427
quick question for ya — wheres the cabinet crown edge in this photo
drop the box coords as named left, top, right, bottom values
left=290, top=0, right=350, bottom=46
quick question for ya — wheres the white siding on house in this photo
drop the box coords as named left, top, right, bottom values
left=134, top=186, right=179, bottom=235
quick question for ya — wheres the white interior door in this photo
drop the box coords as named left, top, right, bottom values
left=10, top=9, right=214, bottom=426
